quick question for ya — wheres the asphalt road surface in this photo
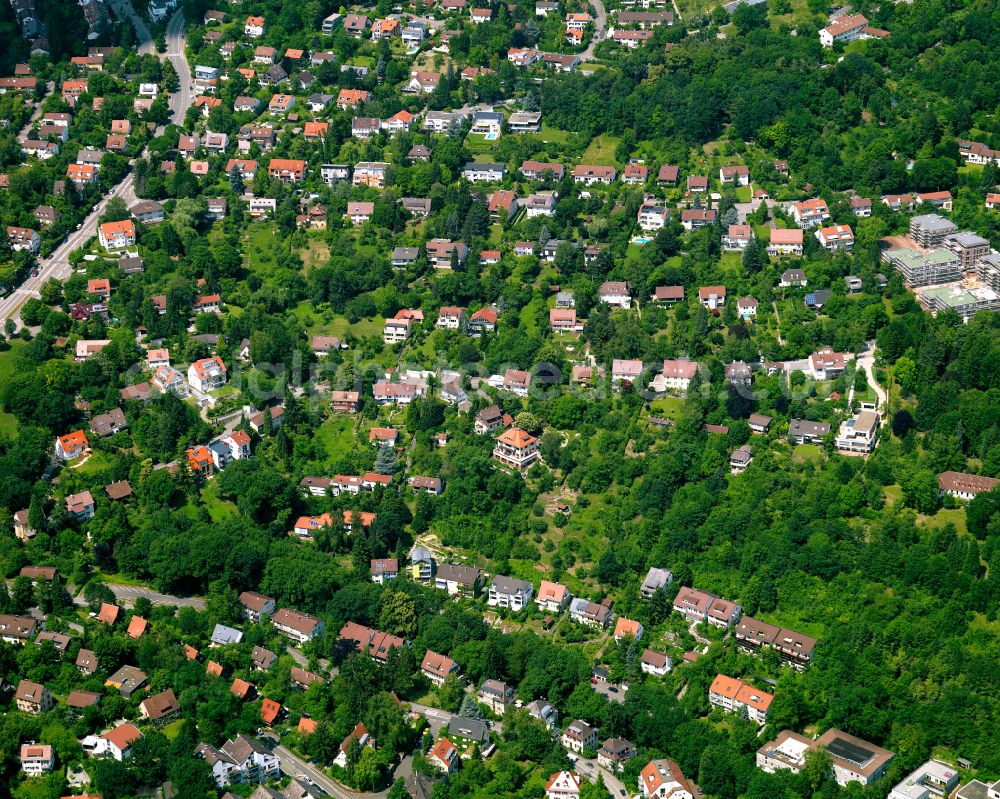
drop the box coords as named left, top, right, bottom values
left=72, top=583, right=205, bottom=610
left=0, top=5, right=192, bottom=327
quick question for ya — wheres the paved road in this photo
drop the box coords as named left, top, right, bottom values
left=275, top=744, right=391, bottom=799
left=0, top=176, right=138, bottom=325
left=110, top=0, right=155, bottom=54
left=0, top=6, right=190, bottom=328
left=580, top=0, right=607, bottom=61
left=72, top=583, right=206, bottom=609
left=16, top=81, right=54, bottom=143
left=574, top=754, right=630, bottom=797
left=165, top=9, right=192, bottom=118
left=271, top=703, right=455, bottom=799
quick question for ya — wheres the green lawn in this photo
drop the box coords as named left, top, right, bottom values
left=920, top=507, right=968, bottom=536
left=162, top=719, right=185, bottom=741
left=291, top=302, right=384, bottom=340
left=539, top=124, right=570, bottom=145
left=245, top=223, right=280, bottom=272
left=316, top=414, right=359, bottom=462
left=581, top=134, right=620, bottom=166
left=200, top=481, right=239, bottom=522
left=0, top=412, right=18, bottom=438
left=792, top=444, right=823, bottom=463
left=649, top=396, right=684, bottom=418
left=0, top=339, right=26, bottom=386
left=74, top=451, right=116, bottom=475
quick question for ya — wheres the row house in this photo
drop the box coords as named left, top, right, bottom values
left=426, top=238, right=469, bottom=268
left=522, top=160, right=565, bottom=180
left=353, top=161, right=389, bottom=188
left=709, top=674, right=773, bottom=725
left=268, top=158, right=306, bottom=182
left=488, top=575, right=534, bottom=610
left=672, top=586, right=742, bottom=628
left=792, top=198, right=830, bottom=227
left=573, top=164, right=617, bottom=185
left=681, top=208, right=717, bottom=231
left=272, top=608, right=324, bottom=643
left=569, top=597, right=614, bottom=629
left=734, top=616, right=817, bottom=669
left=768, top=227, right=804, bottom=256
left=238, top=591, right=275, bottom=623
left=815, top=224, right=855, bottom=252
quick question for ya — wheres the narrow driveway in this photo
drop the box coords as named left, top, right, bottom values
left=855, top=341, right=886, bottom=409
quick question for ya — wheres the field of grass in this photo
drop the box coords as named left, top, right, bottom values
left=581, top=134, right=620, bottom=166
left=0, top=412, right=17, bottom=438
left=200, top=482, right=239, bottom=522
left=649, top=396, right=685, bottom=418
left=792, top=443, right=823, bottom=462
left=539, top=124, right=570, bottom=145
left=245, top=223, right=280, bottom=272
left=884, top=484, right=903, bottom=506
left=920, top=507, right=968, bottom=536
left=291, top=302, right=385, bottom=341
left=316, top=414, right=359, bottom=462
left=300, top=238, right=330, bottom=270
left=74, top=451, right=116, bottom=475
left=0, top=339, right=26, bottom=385
left=161, top=719, right=185, bottom=741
